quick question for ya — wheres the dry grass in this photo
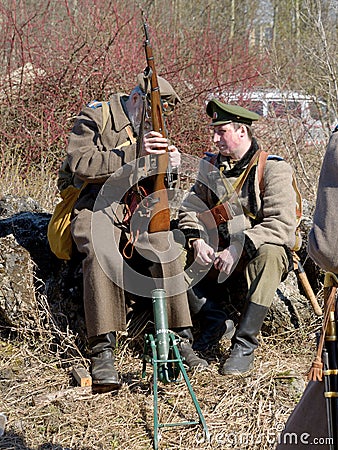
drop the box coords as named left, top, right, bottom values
left=0, top=305, right=318, bottom=450
left=0, top=156, right=58, bottom=213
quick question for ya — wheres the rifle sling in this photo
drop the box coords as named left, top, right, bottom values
left=216, top=149, right=262, bottom=206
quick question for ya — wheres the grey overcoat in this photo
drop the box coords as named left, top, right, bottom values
left=308, top=131, right=338, bottom=273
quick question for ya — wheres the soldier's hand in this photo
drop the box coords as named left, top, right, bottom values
left=168, top=145, right=180, bottom=168
left=192, top=239, right=215, bottom=266
left=213, top=244, right=239, bottom=274
left=142, top=131, right=168, bottom=156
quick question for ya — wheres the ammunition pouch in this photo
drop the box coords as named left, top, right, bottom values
left=197, top=201, right=235, bottom=230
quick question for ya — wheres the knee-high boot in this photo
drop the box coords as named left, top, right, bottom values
left=221, top=302, right=268, bottom=376
left=88, top=332, right=121, bottom=389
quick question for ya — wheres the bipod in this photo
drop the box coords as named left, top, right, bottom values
left=142, top=331, right=210, bottom=450
left=142, top=288, right=210, bottom=449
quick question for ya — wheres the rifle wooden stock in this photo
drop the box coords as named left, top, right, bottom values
left=143, top=22, right=170, bottom=233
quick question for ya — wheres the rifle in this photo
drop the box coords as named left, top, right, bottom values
left=142, top=21, right=171, bottom=233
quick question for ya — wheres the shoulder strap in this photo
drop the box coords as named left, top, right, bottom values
left=125, top=125, right=136, bottom=144
left=215, top=149, right=262, bottom=206
left=257, top=150, right=269, bottom=194
left=207, top=149, right=262, bottom=193
left=101, top=101, right=110, bottom=134
left=115, top=126, right=136, bottom=149
left=232, top=149, right=262, bottom=194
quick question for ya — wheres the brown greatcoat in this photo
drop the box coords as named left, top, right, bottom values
left=67, top=93, right=191, bottom=337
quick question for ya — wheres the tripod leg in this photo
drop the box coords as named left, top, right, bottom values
left=170, top=334, right=210, bottom=443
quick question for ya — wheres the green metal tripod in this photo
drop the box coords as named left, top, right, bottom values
left=142, top=289, right=210, bottom=450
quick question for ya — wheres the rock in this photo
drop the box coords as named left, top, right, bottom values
left=0, top=234, right=40, bottom=329
left=0, top=195, right=86, bottom=345
left=264, top=271, right=314, bottom=335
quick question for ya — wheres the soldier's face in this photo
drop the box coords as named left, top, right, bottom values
left=212, top=123, right=242, bottom=157
left=129, top=93, right=144, bottom=134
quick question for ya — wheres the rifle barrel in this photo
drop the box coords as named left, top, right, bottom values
left=143, top=20, right=170, bottom=233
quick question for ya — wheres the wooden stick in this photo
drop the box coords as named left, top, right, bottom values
left=72, top=366, right=92, bottom=387
left=33, top=386, right=92, bottom=407
left=293, top=253, right=322, bottom=316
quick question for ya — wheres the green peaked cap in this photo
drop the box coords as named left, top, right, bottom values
left=206, top=98, right=260, bottom=126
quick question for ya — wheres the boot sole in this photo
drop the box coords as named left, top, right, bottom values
left=221, top=362, right=254, bottom=377
left=92, top=380, right=122, bottom=393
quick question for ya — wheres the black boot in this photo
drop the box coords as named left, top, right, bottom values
left=192, top=299, right=235, bottom=352
left=188, top=284, right=235, bottom=352
left=221, top=302, right=268, bottom=376
left=88, top=332, right=121, bottom=389
left=174, top=328, right=209, bottom=371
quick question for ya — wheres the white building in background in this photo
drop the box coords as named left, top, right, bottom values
left=225, top=89, right=326, bottom=121
left=209, top=89, right=332, bottom=145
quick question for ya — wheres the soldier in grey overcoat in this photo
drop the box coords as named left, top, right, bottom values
left=308, top=128, right=338, bottom=273
left=178, top=99, right=297, bottom=376
left=66, top=74, right=207, bottom=389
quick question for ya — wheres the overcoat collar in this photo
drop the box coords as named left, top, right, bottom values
left=108, top=93, right=132, bottom=133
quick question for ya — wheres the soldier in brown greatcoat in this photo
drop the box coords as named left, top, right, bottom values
left=66, top=74, right=208, bottom=389
left=178, top=99, right=297, bottom=376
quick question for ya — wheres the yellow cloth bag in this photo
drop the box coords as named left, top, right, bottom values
left=47, top=183, right=86, bottom=260
left=48, top=102, right=136, bottom=260
left=47, top=101, right=111, bottom=260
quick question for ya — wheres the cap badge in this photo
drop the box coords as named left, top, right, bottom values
left=213, top=112, right=218, bottom=119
